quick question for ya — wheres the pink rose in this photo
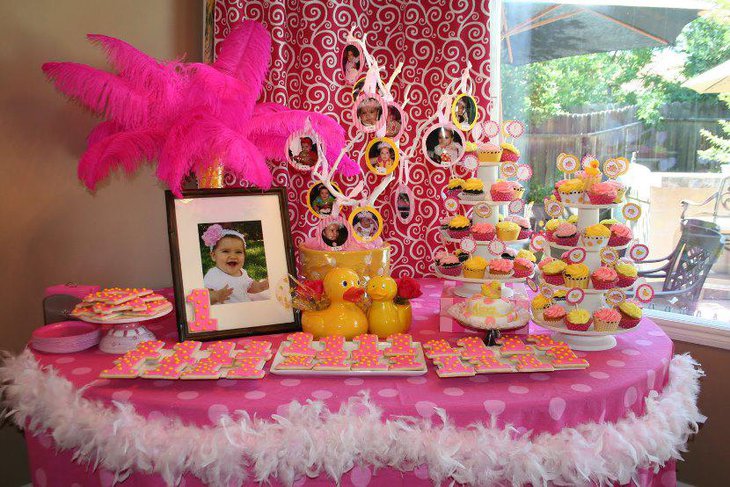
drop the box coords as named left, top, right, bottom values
left=202, top=224, right=223, bottom=247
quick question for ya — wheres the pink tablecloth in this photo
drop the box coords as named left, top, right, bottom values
left=26, top=278, right=676, bottom=486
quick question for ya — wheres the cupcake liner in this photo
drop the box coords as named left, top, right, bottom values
left=564, top=318, right=592, bottom=332
left=472, top=230, right=496, bottom=242
left=500, top=150, right=519, bottom=163
left=616, top=274, right=637, bottom=288
left=446, top=188, right=462, bottom=198
left=563, top=276, right=589, bottom=289
left=459, top=192, right=486, bottom=201
left=619, top=310, right=641, bottom=329
left=490, top=189, right=514, bottom=202
left=439, top=264, right=462, bottom=276
left=593, top=318, right=619, bottom=332
left=554, top=234, right=579, bottom=247
left=544, top=315, right=564, bottom=323
left=489, top=270, right=514, bottom=278
left=478, top=150, right=502, bottom=163
left=447, top=228, right=470, bottom=239
left=546, top=231, right=556, bottom=242
left=559, top=191, right=585, bottom=205
left=591, top=275, right=619, bottom=290
left=463, top=268, right=486, bottom=279
left=553, top=190, right=562, bottom=202
left=518, top=228, right=531, bottom=240
left=513, top=266, right=532, bottom=278
left=497, top=229, right=520, bottom=241
left=588, top=192, right=616, bottom=205
left=543, top=273, right=565, bottom=286
left=608, top=235, right=632, bottom=247
left=514, top=189, right=526, bottom=200
left=581, top=235, right=609, bottom=249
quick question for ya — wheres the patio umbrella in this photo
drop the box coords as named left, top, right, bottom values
left=682, top=59, right=730, bottom=93
left=503, top=0, right=710, bottom=65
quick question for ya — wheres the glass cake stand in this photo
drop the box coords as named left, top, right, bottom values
left=79, top=310, right=171, bottom=354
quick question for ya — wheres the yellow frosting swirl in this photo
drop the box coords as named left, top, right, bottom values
left=564, top=263, right=590, bottom=279
left=567, top=308, right=591, bottom=324
left=531, top=294, right=552, bottom=310
left=500, top=142, right=520, bottom=156
left=567, top=214, right=579, bottom=224
left=516, top=249, right=537, bottom=262
left=558, top=178, right=585, bottom=193
left=619, top=301, right=643, bottom=318
left=584, top=224, right=611, bottom=238
left=447, top=178, right=465, bottom=189
left=465, top=141, right=478, bottom=152
left=463, top=178, right=484, bottom=191
left=496, top=221, right=520, bottom=232
left=615, top=261, right=638, bottom=277
left=542, top=260, right=567, bottom=275
left=545, top=218, right=565, bottom=232
left=464, top=256, right=488, bottom=271
left=600, top=218, right=619, bottom=226
left=449, top=215, right=470, bottom=229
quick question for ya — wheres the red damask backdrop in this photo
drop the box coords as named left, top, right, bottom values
left=209, top=0, right=493, bottom=278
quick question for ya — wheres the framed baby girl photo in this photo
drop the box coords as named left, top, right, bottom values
left=165, top=188, right=299, bottom=341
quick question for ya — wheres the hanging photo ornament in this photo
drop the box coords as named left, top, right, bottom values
left=508, top=199, right=525, bottom=215
left=516, top=164, right=533, bottom=181
left=635, top=283, right=655, bottom=303
left=600, top=247, right=619, bottom=265
left=629, top=243, right=649, bottom=262
left=526, top=277, right=539, bottom=293
left=285, top=125, right=324, bottom=172
left=605, top=288, right=626, bottom=306
left=422, top=122, right=466, bottom=168
left=501, top=161, right=518, bottom=179
left=460, top=236, right=477, bottom=254
left=488, top=239, right=507, bottom=256
left=482, top=120, right=501, bottom=138
left=505, top=120, right=525, bottom=139
left=545, top=199, right=563, bottom=218
left=530, top=233, right=547, bottom=252
left=557, top=153, right=579, bottom=174
left=540, top=286, right=555, bottom=299
left=622, top=203, right=641, bottom=221
left=615, top=157, right=630, bottom=175
left=568, top=247, right=587, bottom=264
left=444, top=197, right=459, bottom=213
left=474, top=202, right=493, bottom=218
left=603, top=158, right=621, bottom=179
left=566, top=287, right=585, bottom=306
left=462, top=154, right=478, bottom=170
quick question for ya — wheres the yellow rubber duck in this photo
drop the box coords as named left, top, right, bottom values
left=366, top=276, right=411, bottom=338
left=301, top=267, right=368, bottom=339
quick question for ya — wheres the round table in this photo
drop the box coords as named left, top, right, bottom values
left=22, top=279, right=677, bottom=486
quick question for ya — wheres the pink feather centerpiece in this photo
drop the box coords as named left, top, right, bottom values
left=42, top=20, right=358, bottom=196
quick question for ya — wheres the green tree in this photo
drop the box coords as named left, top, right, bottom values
left=700, top=94, right=730, bottom=165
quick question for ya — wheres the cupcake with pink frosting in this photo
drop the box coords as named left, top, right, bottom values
left=438, top=254, right=462, bottom=276
left=488, top=258, right=514, bottom=277
left=507, top=215, right=531, bottom=239
left=512, top=257, right=534, bottom=278
left=490, top=180, right=515, bottom=201
left=470, top=223, right=496, bottom=241
left=587, top=182, right=618, bottom=205
left=593, top=307, right=621, bottom=332
left=591, top=266, right=619, bottom=290
left=608, top=223, right=633, bottom=247
left=543, top=304, right=567, bottom=324
left=553, top=222, right=579, bottom=246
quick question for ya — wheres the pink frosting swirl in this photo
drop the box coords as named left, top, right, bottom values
left=538, top=257, right=555, bottom=270
left=491, top=181, right=513, bottom=192
left=471, top=223, right=495, bottom=233
left=514, top=258, right=533, bottom=270
left=592, top=266, right=618, bottom=281
left=439, top=255, right=460, bottom=265
left=611, top=224, right=632, bottom=238
left=544, top=304, right=566, bottom=319
left=594, top=307, right=621, bottom=322
left=590, top=182, right=618, bottom=198
left=554, top=223, right=577, bottom=238
left=489, top=258, right=514, bottom=272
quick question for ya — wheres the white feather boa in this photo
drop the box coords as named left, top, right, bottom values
left=1, top=351, right=704, bottom=486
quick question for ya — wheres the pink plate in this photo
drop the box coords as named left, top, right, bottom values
left=31, top=321, right=101, bottom=354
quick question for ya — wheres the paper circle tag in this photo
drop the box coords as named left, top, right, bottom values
left=603, top=158, right=621, bottom=179
left=635, top=283, right=655, bottom=303
left=629, top=243, right=649, bottom=262
left=488, top=239, right=506, bottom=255
left=581, top=154, right=597, bottom=169
left=622, top=203, right=641, bottom=221
left=444, top=197, right=459, bottom=213
left=526, top=277, right=539, bottom=293
left=545, top=199, right=563, bottom=218
left=505, top=120, right=525, bottom=139
left=508, top=199, right=525, bottom=215
left=615, top=157, right=630, bottom=175
left=530, top=233, right=547, bottom=252
left=540, top=286, right=555, bottom=299
left=557, top=153, right=579, bottom=174
left=566, top=288, right=585, bottom=305
left=568, top=247, right=587, bottom=264
left=482, top=120, right=500, bottom=138
left=516, top=164, right=533, bottom=181
left=474, top=202, right=493, bottom=218
left=600, top=247, right=619, bottom=265
left=501, top=161, right=518, bottom=179
left=605, top=288, right=626, bottom=306
left=462, top=154, right=478, bottom=170
left=460, top=236, right=477, bottom=254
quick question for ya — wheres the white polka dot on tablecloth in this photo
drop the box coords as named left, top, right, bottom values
left=508, top=385, right=529, bottom=395
left=177, top=391, right=199, bottom=401
left=411, top=302, right=422, bottom=309
left=99, top=469, right=115, bottom=487
left=414, top=315, right=429, bottom=321
left=37, top=433, right=52, bottom=449
left=424, top=285, right=437, bottom=289
left=34, top=468, right=47, bottom=487
left=71, top=367, right=92, bottom=375
left=208, top=404, right=229, bottom=423
left=483, top=399, right=506, bottom=416
left=428, top=293, right=440, bottom=298
left=349, top=465, right=372, bottom=487
left=635, top=339, right=653, bottom=347
left=648, top=330, right=665, bottom=337
left=419, top=329, right=436, bottom=335
left=414, top=464, right=430, bottom=480
left=378, top=388, right=399, bottom=398
left=91, top=379, right=111, bottom=387
left=216, top=378, right=237, bottom=387
left=345, top=378, right=365, bottom=386
left=647, top=369, right=656, bottom=390
left=530, top=373, right=550, bottom=381
left=280, top=378, right=301, bottom=387
left=607, top=360, right=625, bottom=368
left=311, top=390, right=332, bottom=400
left=111, top=390, right=133, bottom=402
left=622, top=349, right=640, bottom=356
left=415, top=400, right=439, bottom=418
left=589, top=371, right=610, bottom=380
left=245, top=390, right=266, bottom=400
left=570, top=384, right=592, bottom=393
left=624, top=386, right=638, bottom=407
left=443, top=387, right=464, bottom=397
left=147, top=411, right=166, bottom=422
left=407, top=377, right=427, bottom=385
left=548, top=397, right=566, bottom=421
left=574, top=351, right=588, bottom=358
left=55, top=357, right=75, bottom=364
left=153, top=380, right=174, bottom=387
left=469, top=375, right=490, bottom=383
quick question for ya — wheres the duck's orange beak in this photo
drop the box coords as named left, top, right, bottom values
left=343, top=286, right=365, bottom=302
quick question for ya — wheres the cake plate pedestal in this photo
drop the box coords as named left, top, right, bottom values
left=79, top=311, right=170, bottom=354
left=447, top=301, right=530, bottom=345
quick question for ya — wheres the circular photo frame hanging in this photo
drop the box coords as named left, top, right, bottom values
left=600, top=247, right=619, bottom=265
left=526, top=277, right=539, bottom=293
left=352, top=76, right=366, bottom=101
left=451, top=94, right=479, bottom=132
left=461, top=154, right=478, bottom=171
left=384, top=102, right=407, bottom=140
left=508, top=199, right=525, bottom=215
left=567, top=247, right=587, bottom=264
left=615, top=157, right=630, bottom=175
left=394, top=185, right=414, bottom=224
left=348, top=206, right=384, bottom=243
left=365, top=137, right=400, bottom=176
left=504, top=120, right=525, bottom=139
left=545, top=199, right=564, bottom=218
left=566, top=288, right=585, bottom=306
left=422, top=122, right=466, bottom=168
left=482, top=120, right=500, bottom=139
left=541, top=286, right=555, bottom=299
left=286, top=130, right=324, bottom=172
left=342, top=44, right=364, bottom=86
left=353, top=92, right=386, bottom=134
left=516, top=164, right=533, bottom=182
left=318, top=215, right=352, bottom=250
left=603, top=158, right=621, bottom=179
left=635, top=283, right=655, bottom=303
left=488, top=239, right=506, bottom=256
left=307, top=181, right=342, bottom=218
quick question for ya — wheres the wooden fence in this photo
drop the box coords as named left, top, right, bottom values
left=522, top=101, right=730, bottom=188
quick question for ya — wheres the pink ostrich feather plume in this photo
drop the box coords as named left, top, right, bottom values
left=42, top=19, right=354, bottom=195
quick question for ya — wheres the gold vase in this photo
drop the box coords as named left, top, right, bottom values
left=298, top=244, right=391, bottom=282
left=196, top=160, right=224, bottom=189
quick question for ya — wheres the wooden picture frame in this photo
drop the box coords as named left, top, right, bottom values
left=165, top=188, right=299, bottom=341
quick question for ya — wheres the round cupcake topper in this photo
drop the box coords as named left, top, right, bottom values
left=629, top=243, right=649, bottom=262
left=474, top=202, right=493, bottom=218
left=557, top=153, right=579, bottom=174
left=460, top=236, right=477, bottom=254
left=488, top=239, right=506, bottom=255
left=526, top=277, right=539, bottom=293
left=567, top=247, right=587, bottom=264
left=444, top=197, right=459, bottom=213
left=605, top=288, right=626, bottom=306
left=635, top=283, right=655, bottom=303
left=508, top=199, right=525, bottom=215
left=504, top=120, right=525, bottom=139
left=530, top=233, right=547, bottom=252
left=482, top=120, right=501, bottom=138
left=545, top=199, right=563, bottom=218
left=603, top=158, right=621, bottom=179
left=462, top=154, right=478, bottom=170
left=516, top=164, right=533, bottom=181
left=501, top=161, right=518, bottom=179
left=615, top=157, right=630, bottom=175
left=600, top=247, right=619, bottom=265
left=540, top=286, right=555, bottom=299
left=622, top=203, right=641, bottom=221
left=566, top=288, right=585, bottom=305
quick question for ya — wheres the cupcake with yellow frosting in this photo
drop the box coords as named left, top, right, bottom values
left=477, top=142, right=502, bottom=163
left=460, top=177, right=485, bottom=201
left=496, top=221, right=520, bottom=241
left=618, top=301, right=642, bottom=329
left=542, top=259, right=567, bottom=286
left=581, top=223, right=611, bottom=248
left=557, top=178, right=586, bottom=205
left=516, top=249, right=537, bottom=263
left=563, top=263, right=590, bottom=289
left=500, top=142, right=520, bottom=163
left=447, top=215, right=471, bottom=239
left=565, top=308, right=592, bottom=331
left=531, top=293, right=553, bottom=321
left=545, top=218, right=565, bottom=241
left=446, top=178, right=465, bottom=197
left=615, top=260, right=638, bottom=287
left=463, top=256, right=488, bottom=279
left=600, top=218, right=619, bottom=229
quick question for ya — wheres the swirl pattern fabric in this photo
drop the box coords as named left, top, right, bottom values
left=212, top=0, right=493, bottom=277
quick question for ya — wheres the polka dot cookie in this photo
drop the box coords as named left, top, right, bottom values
left=525, top=334, right=567, bottom=351
left=433, top=356, right=476, bottom=378
left=469, top=355, right=515, bottom=373
left=388, top=355, right=424, bottom=371
left=351, top=356, right=390, bottom=371
left=545, top=346, right=589, bottom=369
left=423, top=339, right=461, bottom=358
left=276, top=355, right=315, bottom=370
left=495, top=335, right=532, bottom=355
left=384, top=334, right=416, bottom=356
left=224, top=362, right=266, bottom=379
left=313, top=356, right=350, bottom=371
left=456, top=337, right=492, bottom=359
left=510, top=354, right=555, bottom=372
